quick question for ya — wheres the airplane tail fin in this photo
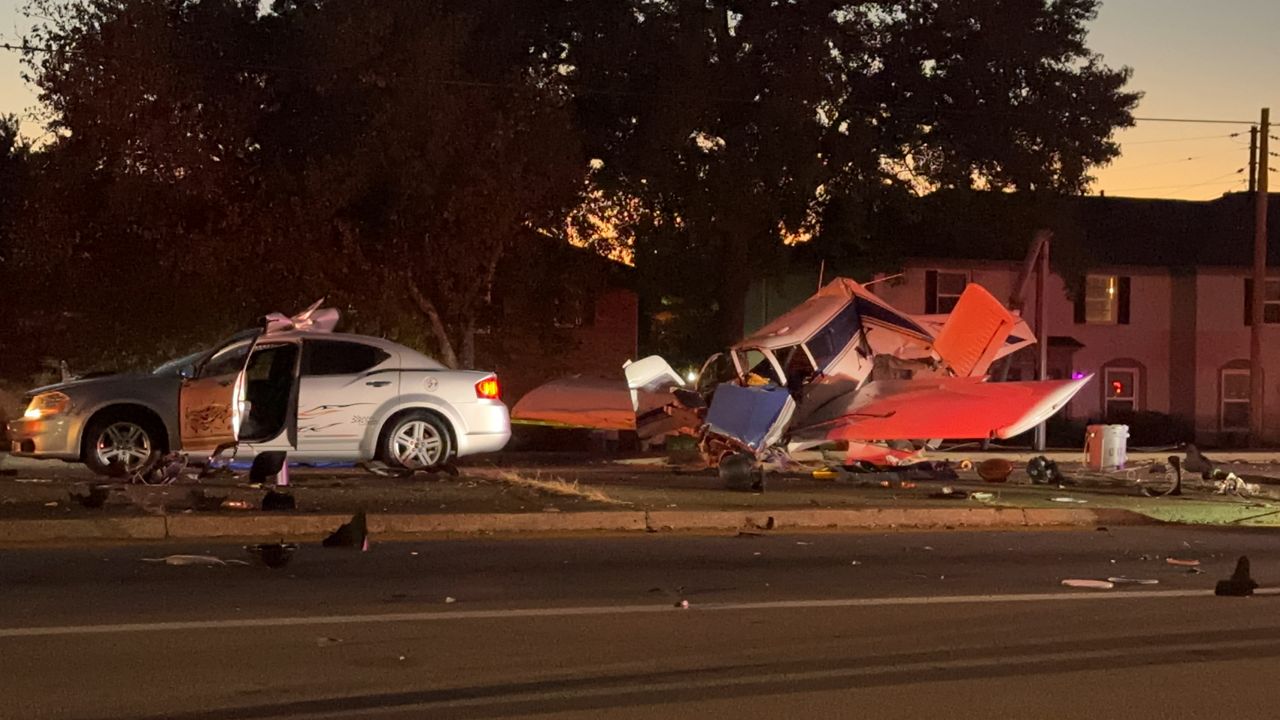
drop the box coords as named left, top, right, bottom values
left=932, top=284, right=1020, bottom=377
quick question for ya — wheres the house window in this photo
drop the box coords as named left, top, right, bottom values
left=1221, top=368, right=1251, bottom=431
left=1243, top=279, right=1280, bottom=324
left=1076, top=275, right=1131, bottom=325
left=1104, top=366, right=1139, bottom=417
left=925, top=270, right=968, bottom=313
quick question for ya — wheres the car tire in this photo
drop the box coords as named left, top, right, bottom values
left=82, top=414, right=164, bottom=477
left=380, top=411, right=453, bottom=470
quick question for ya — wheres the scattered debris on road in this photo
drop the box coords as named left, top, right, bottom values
left=1026, top=456, right=1064, bottom=485
left=1050, top=497, right=1087, bottom=504
left=246, top=543, right=297, bottom=568
left=142, top=554, right=249, bottom=566
left=323, top=511, right=369, bottom=550
left=69, top=484, right=110, bottom=509
left=1215, top=556, right=1258, bottom=597
left=444, top=596, right=457, bottom=604
left=315, top=637, right=343, bottom=647
left=1166, top=557, right=1200, bottom=567
left=1061, top=579, right=1115, bottom=590
left=977, top=458, right=1013, bottom=483
left=261, top=490, right=297, bottom=512
left=1106, top=577, right=1158, bottom=585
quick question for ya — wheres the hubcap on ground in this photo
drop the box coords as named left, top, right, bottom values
left=95, top=422, right=152, bottom=471
left=392, top=420, right=443, bottom=468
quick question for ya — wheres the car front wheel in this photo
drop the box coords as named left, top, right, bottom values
left=83, top=417, right=162, bottom=477
left=382, top=411, right=452, bottom=470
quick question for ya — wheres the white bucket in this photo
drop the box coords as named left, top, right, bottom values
left=1084, top=424, right=1129, bottom=471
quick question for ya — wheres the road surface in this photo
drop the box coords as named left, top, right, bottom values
left=4, top=526, right=1280, bottom=719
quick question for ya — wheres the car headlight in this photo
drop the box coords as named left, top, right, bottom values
left=23, top=392, right=70, bottom=420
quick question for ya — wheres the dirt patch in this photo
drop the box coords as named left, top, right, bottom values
left=489, top=470, right=625, bottom=505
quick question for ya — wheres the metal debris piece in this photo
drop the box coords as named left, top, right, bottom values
left=1061, top=579, right=1115, bottom=590
left=142, top=554, right=250, bottom=566
left=1106, top=577, right=1159, bottom=585
left=1215, top=556, right=1258, bottom=597
left=246, top=543, right=297, bottom=569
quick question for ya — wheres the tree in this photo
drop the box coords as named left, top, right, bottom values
left=21, top=0, right=590, bottom=369
left=0, top=115, right=33, bottom=377
left=564, top=0, right=1137, bottom=349
left=259, top=0, right=587, bottom=368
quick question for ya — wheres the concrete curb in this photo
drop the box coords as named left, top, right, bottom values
left=0, top=506, right=1154, bottom=545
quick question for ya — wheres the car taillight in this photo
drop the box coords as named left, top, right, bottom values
left=475, top=376, right=501, bottom=400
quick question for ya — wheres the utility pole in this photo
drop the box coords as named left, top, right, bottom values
left=1249, top=125, right=1259, bottom=193
left=1034, top=232, right=1050, bottom=452
left=1250, top=108, right=1269, bottom=444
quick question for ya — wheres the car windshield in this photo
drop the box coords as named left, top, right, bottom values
left=151, top=351, right=205, bottom=377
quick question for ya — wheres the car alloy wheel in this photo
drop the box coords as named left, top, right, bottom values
left=94, top=421, right=153, bottom=473
left=391, top=419, right=445, bottom=468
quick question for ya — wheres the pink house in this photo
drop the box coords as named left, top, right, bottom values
left=745, top=192, right=1280, bottom=447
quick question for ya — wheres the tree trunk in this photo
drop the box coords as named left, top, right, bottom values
left=407, top=278, right=460, bottom=369
left=459, top=316, right=476, bottom=370
left=713, top=232, right=752, bottom=348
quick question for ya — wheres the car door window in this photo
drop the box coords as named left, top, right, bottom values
left=199, top=342, right=251, bottom=379
left=303, top=340, right=391, bottom=376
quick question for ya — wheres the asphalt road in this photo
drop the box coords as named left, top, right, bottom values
left=5, top=526, right=1280, bottom=719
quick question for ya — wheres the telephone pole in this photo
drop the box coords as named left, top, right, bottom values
left=1250, top=107, right=1269, bottom=443
left=1249, top=125, right=1259, bottom=193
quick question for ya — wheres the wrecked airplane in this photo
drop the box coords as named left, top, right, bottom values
left=512, top=278, right=1091, bottom=476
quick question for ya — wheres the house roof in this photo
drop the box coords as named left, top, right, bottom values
left=884, top=191, right=1280, bottom=269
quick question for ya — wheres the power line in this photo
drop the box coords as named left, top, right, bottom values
left=1121, top=132, right=1241, bottom=146
left=1116, top=154, right=1210, bottom=171
left=1132, top=116, right=1257, bottom=126
left=1164, top=177, right=1248, bottom=200
left=1107, top=167, right=1244, bottom=193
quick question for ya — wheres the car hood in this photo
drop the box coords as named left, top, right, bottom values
left=25, top=373, right=161, bottom=397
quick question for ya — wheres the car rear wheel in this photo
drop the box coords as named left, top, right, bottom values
left=382, top=411, right=452, bottom=470
left=83, top=417, right=163, bottom=477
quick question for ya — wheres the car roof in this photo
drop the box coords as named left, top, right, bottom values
left=259, top=331, right=446, bottom=370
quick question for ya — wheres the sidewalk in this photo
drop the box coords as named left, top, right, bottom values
left=2, top=455, right=1280, bottom=545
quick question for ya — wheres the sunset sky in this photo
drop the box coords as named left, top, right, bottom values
left=1, top=0, right=1276, bottom=200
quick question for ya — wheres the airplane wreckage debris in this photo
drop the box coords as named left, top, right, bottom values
left=514, top=278, right=1091, bottom=488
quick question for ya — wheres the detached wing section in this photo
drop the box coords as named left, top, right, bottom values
left=510, top=356, right=690, bottom=436
left=510, top=377, right=635, bottom=430
left=931, top=284, right=1019, bottom=377
left=794, top=375, right=1092, bottom=443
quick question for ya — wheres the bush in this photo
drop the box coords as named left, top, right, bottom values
left=1008, top=411, right=1192, bottom=450
left=0, top=383, right=24, bottom=423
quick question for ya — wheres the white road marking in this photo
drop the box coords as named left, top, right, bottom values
left=2, top=587, right=1277, bottom=639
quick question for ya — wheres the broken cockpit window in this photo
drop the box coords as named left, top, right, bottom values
left=805, top=301, right=865, bottom=371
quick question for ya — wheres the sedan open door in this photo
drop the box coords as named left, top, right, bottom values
left=179, top=334, right=257, bottom=454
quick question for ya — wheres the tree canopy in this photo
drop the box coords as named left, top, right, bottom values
left=4, top=0, right=1138, bottom=378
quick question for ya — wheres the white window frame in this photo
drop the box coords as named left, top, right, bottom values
left=931, top=270, right=969, bottom=313
left=1264, top=279, right=1280, bottom=325
left=1103, top=366, right=1139, bottom=417
left=1085, top=275, right=1119, bottom=325
left=1221, top=368, right=1251, bottom=431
